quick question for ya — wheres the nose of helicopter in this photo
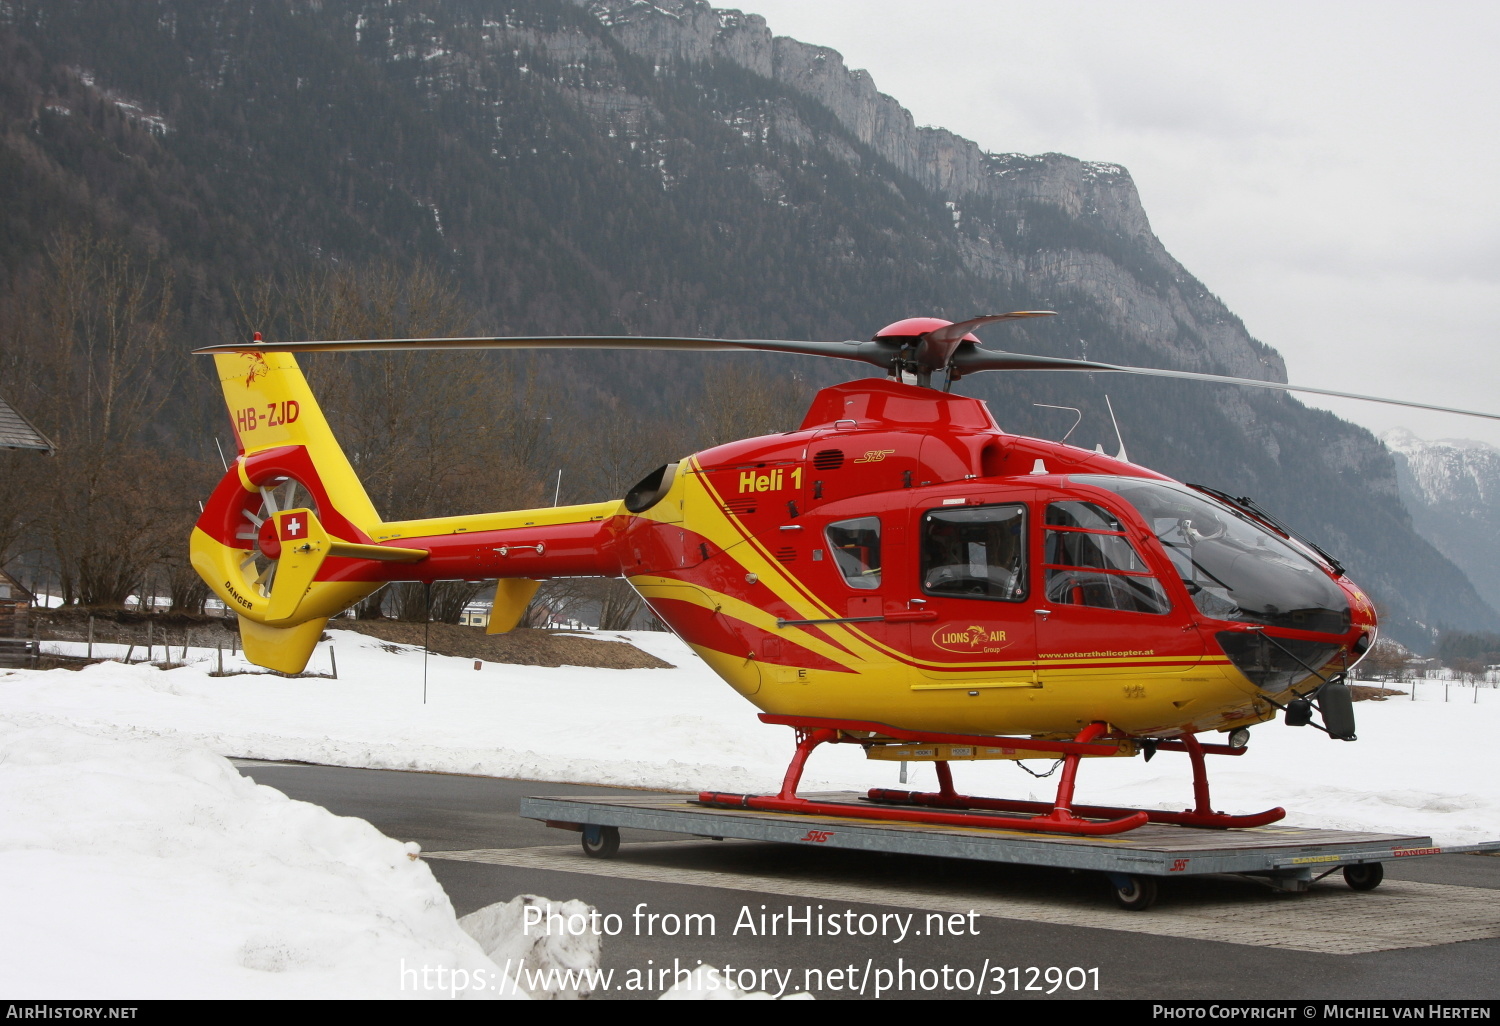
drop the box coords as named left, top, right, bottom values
left=1211, top=572, right=1373, bottom=702
left=1337, top=574, right=1379, bottom=665
left=1069, top=474, right=1374, bottom=698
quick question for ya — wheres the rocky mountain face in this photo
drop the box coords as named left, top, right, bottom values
left=570, top=0, right=1285, bottom=381
left=570, top=0, right=1285, bottom=379
left=1, top=0, right=1494, bottom=647
left=1383, top=429, right=1500, bottom=616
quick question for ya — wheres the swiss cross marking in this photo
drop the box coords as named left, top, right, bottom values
left=284, top=516, right=304, bottom=539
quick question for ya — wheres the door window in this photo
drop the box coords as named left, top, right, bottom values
left=920, top=504, right=1027, bottom=601
left=1070, top=475, right=1350, bottom=634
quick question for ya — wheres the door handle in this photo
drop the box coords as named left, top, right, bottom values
left=1034, top=608, right=1052, bottom=617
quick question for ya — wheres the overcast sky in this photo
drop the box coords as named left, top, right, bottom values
left=735, top=0, right=1500, bottom=448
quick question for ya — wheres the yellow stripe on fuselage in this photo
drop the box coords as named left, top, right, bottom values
left=369, top=500, right=622, bottom=542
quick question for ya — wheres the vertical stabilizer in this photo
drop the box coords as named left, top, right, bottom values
left=212, top=348, right=379, bottom=528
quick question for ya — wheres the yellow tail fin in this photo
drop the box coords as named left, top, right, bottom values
left=212, top=349, right=380, bottom=528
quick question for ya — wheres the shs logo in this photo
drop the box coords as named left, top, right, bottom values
left=798, top=829, right=833, bottom=843
left=931, top=624, right=1011, bottom=654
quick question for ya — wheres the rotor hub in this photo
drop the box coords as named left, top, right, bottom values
left=872, top=317, right=980, bottom=345
left=257, top=517, right=283, bottom=560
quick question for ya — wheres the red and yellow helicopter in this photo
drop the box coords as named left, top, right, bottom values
left=190, top=314, right=1499, bottom=837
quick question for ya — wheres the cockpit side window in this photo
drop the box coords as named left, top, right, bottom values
left=1043, top=500, right=1171, bottom=614
left=921, top=504, right=1027, bottom=601
left=826, top=516, right=881, bottom=590
left=1071, top=475, right=1350, bottom=634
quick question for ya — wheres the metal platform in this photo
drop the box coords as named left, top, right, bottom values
left=521, top=792, right=1499, bottom=907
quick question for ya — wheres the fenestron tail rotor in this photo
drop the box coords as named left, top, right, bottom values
left=236, top=476, right=320, bottom=602
left=194, top=313, right=1500, bottom=422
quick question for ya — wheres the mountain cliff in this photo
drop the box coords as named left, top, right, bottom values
left=1383, top=429, right=1500, bottom=617
left=0, top=0, right=1493, bottom=647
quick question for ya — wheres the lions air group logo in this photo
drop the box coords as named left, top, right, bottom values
left=932, top=623, right=1011, bottom=654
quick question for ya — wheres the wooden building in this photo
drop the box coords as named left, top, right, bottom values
left=0, top=393, right=53, bottom=665
left=0, top=567, right=37, bottom=668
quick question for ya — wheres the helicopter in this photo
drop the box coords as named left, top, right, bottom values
left=190, top=313, right=1500, bottom=838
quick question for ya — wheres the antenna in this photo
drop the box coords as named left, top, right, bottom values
left=213, top=436, right=229, bottom=471
left=1033, top=403, right=1082, bottom=444
left=1105, top=395, right=1129, bottom=463
left=553, top=468, right=563, bottom=506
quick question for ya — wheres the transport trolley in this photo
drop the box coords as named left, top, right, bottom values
left=522, top=792, right=1500, bottom=910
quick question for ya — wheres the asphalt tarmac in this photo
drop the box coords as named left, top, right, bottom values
left=234, top=761, right=1500, bottom=1001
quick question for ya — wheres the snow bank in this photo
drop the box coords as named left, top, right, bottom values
left=460, top=895, right=602, bottom=999
left=0, top=717, right=799, bottom=1000
left=0, top=719, right=523, bottom=999
left=0, top=657, right=803, bottom=1000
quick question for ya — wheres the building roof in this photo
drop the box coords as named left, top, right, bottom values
left=0, top=396, right=54, bottom=453
left=0, top=568, right=35, bottom=604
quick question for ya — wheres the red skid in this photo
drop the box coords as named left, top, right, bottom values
left=697, top=791, right=1150, bottom=836
left=865, top=789, right=1285, bottom=830
left=706, top=719, right=1271, bottom=838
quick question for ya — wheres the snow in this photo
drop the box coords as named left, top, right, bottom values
left=459, top=896, right=603, bottom=999
left=1384, top=427, right=1500, bottom=456
left=0, top=720, right=510, bottom=999
left=0, top=633, right=842, bottom=999
left=0, top=708, right=796, bottom=999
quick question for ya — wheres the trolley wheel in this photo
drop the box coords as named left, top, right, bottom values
left=1109, top=874, right=1158, bottom=911
left=581, top=825, right=620, bottom=859
left=1343, top=862, right=1384, bottom=891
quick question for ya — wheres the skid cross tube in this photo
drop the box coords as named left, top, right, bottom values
left=699, top=720, right=1150, bottom=836
left=868, top=730, right=1284, bottom=830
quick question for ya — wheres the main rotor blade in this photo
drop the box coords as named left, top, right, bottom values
left=193, top=334, right=900, bottom=370
left=953, top=348, right=1500, bottom=421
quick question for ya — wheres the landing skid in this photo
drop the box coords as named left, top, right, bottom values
left=697, top=716, right=1285, bottom=836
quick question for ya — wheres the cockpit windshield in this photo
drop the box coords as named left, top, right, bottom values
left=1072, top=476, right=1350, bottom=635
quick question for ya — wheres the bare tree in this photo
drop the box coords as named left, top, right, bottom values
left=2, top=232, right=181, bottom=606
left=559, top=391, right=690, bottom=505
left=595, top=578, right=645, bottom=630
left=389, top=579, right=486, bottom=624
left=1450, top=658, right=1485, bottom=685
left=1352, top=638, right=1409, bottom=681
left=691, top=363, right=809, bottom=449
